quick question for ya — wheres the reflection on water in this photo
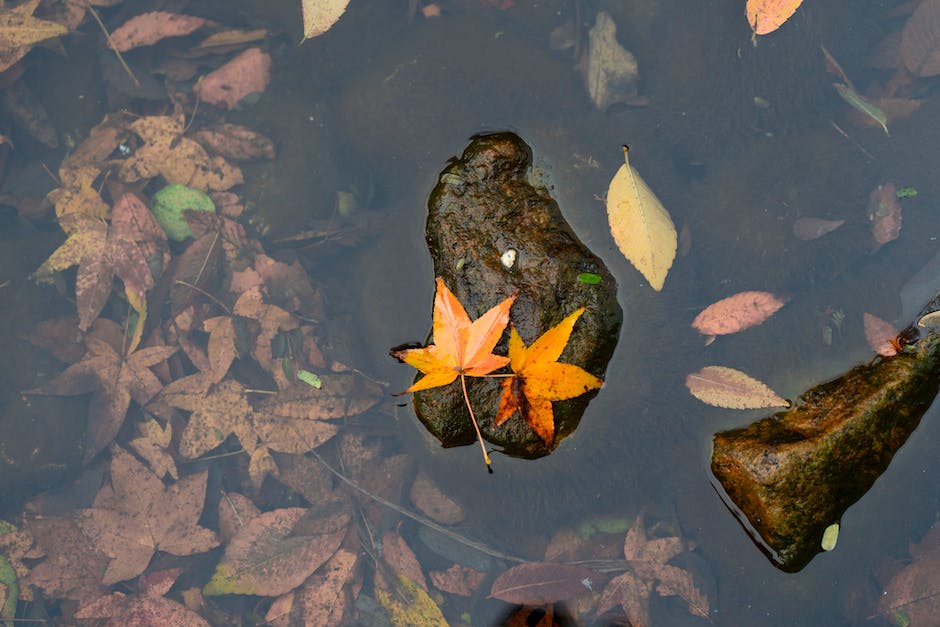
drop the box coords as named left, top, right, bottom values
left=3, top=0, right=940, bottom=624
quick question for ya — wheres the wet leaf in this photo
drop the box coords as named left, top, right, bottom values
left=597, top=515, right=710, bottom=623
left=128, top=417, right=177, bottom=480
left=267, top=549, right=358, bottom=626
left=606, top=146, right=677, bottom=291
left=297, top=369, right=321, bottom=388
left=194, top=123, right=276, bottom=161
left=301, top=0, right=350, bottom=42
left=577, top=272, right=602, bottom=285
left=821, top=523, right=839, bottom=551
left=429, top=564, right=486, bottom=597
left=234, top=287, right=300, bottom=389
left=75, top=590, right=210, bottom=626
left=194, top=48, right=271, bottom=110
left=900, top=0, right=940, bottom=76
left=108, top=11, right=208, bottom=52
left=863, top=312, right=901, bottom=357
left=391, top=277, right=517, bottom=393
left=582, top=12, right=640, bottom=110
left=28, top=337, right=176, bottom=461
left=869, top=183, right=902, bottom=250
left=258, top=372, right=381, bottom=420
left=409, top=472, right=465, bottom=525
left=489, top=562, right=597, bottom=605
left=494, top=308, right=603, bottom=445
left=203, top=507, right=349, bottom=597
left=685, top=366, right=788, bottom=409
left=746, top=0, right=805, bottom=36
left=691, top=291, right=786, bottom=342
left=218, top=493, right=261, bottom=543
left=880, top=523, right=940, bottom=624
left=381, top=530, right=427, bottom=592
left=834, top=83, right=889, bottom=135
left=376, top=574, right=447, bottom=627
left=152, top=184, right=216, bottom=242
left=76, top=446, right=218, bottom=584
left=0, top=0, right=68, bottom=71
left=792, top=217, right=845, bottom=241
left=120, top=115, right=243, bottom=192
left=24, top=516, right=109, bottom=603
left=33, top=193, right=166, bottom=330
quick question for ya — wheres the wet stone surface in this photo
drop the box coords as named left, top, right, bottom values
left=412, top=132, right=622, bottom=458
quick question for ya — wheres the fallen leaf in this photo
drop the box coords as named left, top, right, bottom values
left=489, top=562, right=597, bottom=605
left=582, top=11, right=640, bottom=110
left=409, top=472, right=465, bottom=525
left=792, top=217, right=845, bottom=241
left=108, top=12, right=208, bottom=52
left=0, top=0, right=68, bottom=73
left=691, top=291, right=786, bottom=342
left=75, top=590, right=210, bottom=626
left=194, top=48, right=271, bottom=110
left=194, top=123, right=275, bottom=160
left=606, top=146, right=677, bottom=291
left=76, top=446, right=218, bottom=584
left=203, top=507, right=349, bottom=597
left=869, top=182, right=902, bottom=250
left=381, top=530, right=427, bottom=592
left=900, top=0, right=940, bottom=76
left=128, top=417, right=177, bottom=480
left=1, top=80, right=57, bottom=147
left=834, top=83, right=889, bottom=135
left=597, top=515, right=710, bottom=623
left=234, top=287, right=300, bottom=389
left=24, top=516, right=109, bottom=603
left=268, top=549, right=358, bottom=626
left=430, top=564, right=486, bottom=597
left=685, top=365, right=789, bottom=409
left=746, top=0, right=805, bottom=36
left=218, top=493, right=261, bottom=543
left=27, top=337, right=176, bottom=461
left=863, top=312, right=901, bottom=357
left=376, top=574, right=447, bottom=627
left=880, top=523, right=940, bottom=624
left=391, top=277, right=517, bottom=393
left=195, top=28, right=267, bottom=50
left=256, top=372, right=382, bottom=420
left=494, top=307, right=603, bottom=445
left=33, top=193, right=166, bottom=331
left=300, top=0, right=350, bottom=42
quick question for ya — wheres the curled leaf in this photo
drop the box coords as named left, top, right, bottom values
left=685, top=366, right=789, bottom=409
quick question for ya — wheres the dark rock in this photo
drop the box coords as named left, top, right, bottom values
left=412, top=132, right=622, bottom=458
left=711, top=330, right=940, bottom=571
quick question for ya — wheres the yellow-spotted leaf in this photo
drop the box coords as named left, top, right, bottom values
left=686, top=366, right=789, bottom=409
left=606, top=146, right=676, bottom=291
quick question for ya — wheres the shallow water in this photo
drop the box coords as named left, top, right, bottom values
left=4, top=0, right=940, bottom=625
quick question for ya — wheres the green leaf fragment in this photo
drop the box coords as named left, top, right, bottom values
left=376, top=574, right=447, bottom=627
left=297, top=370, right=322, bottom=389
left=578, top=272, right=602, bottom=285
left=152, top=184, right=216, bottom=242
left=281, top=357, right=296, bottom=382
left=896, top=187, right=918, bottom=199
left=821, top=523, right=839, bottom=551
left=0, top=554, right=18, bottom=625
left=833, top=83, right=888, bottom=136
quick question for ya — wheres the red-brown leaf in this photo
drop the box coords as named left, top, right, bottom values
left=108, top=12, right=208, bottom=52
left=863, top=312, right=900, bottom=357
left=792, top=217, right=845, bottom=241
left=489, top=562, right=597, bottom=605
left=900, top=0, right=940, bottom=76
left=691, top=291, right=786, bottom=339
left=194, top=48, right=271, bottom=110
left=869, top=183, right=902, bottom=250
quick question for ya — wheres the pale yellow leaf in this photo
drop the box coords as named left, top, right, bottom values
left=300, top=0, right=349, bottom=43
left=606, top=146, right=676, bottom=291
left=685, top=366, right=789, bottom=409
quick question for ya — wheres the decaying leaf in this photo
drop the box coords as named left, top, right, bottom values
left=834, top=83, right=889, bottom=135
left=300, top=0, right=350, bottom=42
left=685, top=365, right=789, bottom=409
left=0, top=0, right=68, bottom=72
left=900, top=0, right=940, bottom=76
left=203, top=507, right=349, bottom=597
left=108, top=11, right=208, bottom=52
left=792, top=217, right=845, bottom=241
left=193, top=48, right=271, bottom=110
left=691, top=291, right=786, bottom=342
left=28, top=337, right=176, bottom=461
left=128, top=417, right=177, bottom=480
left=582, top=11, right=640, bottom=110
left=392, top=277, right=516, bottom=393
left=76, top=446, right=218, bottom=584
left=194, top=123, right=276, bottom=161
left=863, top=312, right=901, bottom=357
left=376, top=574, right=447, bottom=627
left=75, top=589, right=210, bottom=626
left=489, top=562, right=597, bottom=605
left=494, top=307, right=603, bottom=445
left=24, top=516, right=109, bottom=603
left=430, top=564, right=486, bottom=597
left=606, top=146, right=677, bottom=291
left=597, top=515, right=710, bottom=623
left=869, top=182, right=902, bottom=251
left=266, top=549, right=358, bottom=626
left=879, top=523, right=940, bottom=625
left=409, top=472, right=465, bottom=525
left=746, top=0, right=805, bottom=36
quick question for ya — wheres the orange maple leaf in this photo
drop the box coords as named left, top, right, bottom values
left=392, top=277, right=517, bottom=469
left=495, top=307, right=603, bottom=445
left=393, top=277, right=517, bottom=392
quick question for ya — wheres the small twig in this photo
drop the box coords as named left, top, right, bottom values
left=84, top=2, right=140, bottom=88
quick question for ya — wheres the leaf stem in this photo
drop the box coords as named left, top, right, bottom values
left=460, top=373, right=492, bottom=473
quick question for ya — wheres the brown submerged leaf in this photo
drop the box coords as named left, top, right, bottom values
left=691, top=291, right=787, bottom=341
left=108, top=11, right=208, bottom=52
left=490, top=562, right=597, bottom=605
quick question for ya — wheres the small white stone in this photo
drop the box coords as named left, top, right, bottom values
left=500, top=249, right=517, bottom=269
